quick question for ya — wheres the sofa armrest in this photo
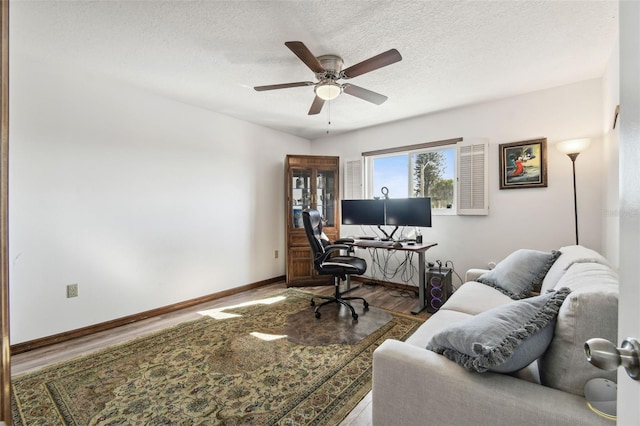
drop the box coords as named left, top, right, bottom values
left=465, top=268, right=489, bottom=282
left=372, top=340, right=609, bottom=426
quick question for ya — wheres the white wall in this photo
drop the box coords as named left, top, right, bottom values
left=311, top=79, right=606, bottom=283
left=8, top=54, right=310, bottom=343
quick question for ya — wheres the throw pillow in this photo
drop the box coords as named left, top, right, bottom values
left=477, top=249, right=561, bottom=299
left=426, top=287, right=571, bottom=373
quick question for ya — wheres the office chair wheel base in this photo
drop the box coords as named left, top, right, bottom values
left=363, top=301, right=369, bottom=310
left=352, top=313, right=358, bottom=320
left=310, top=299, right=315, bottom=307
left=315, top=311, right=321, bottom=319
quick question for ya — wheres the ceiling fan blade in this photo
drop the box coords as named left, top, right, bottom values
left=308, top=96, right=325, bottom=115
left=285, top=41, right=325, bottom=74
left=254, top=81, right=315, bottom=91
left=343, top=84, right=388, bottom=105
left=341, top=49, right=402, bottom=78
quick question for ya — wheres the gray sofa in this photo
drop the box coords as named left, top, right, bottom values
left=372, top=245, right=618, bottom=426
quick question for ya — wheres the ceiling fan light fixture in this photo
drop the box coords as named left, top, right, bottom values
left=315, top=81, right=342, bottom=101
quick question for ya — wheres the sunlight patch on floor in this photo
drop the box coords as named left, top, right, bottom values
left=250, top=331, right=287, bottom=341
left=197, top=295, right=287, bottom=319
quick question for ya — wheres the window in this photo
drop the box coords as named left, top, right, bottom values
left=345, top=138, right=488, bottom=216
left=367, top=147, right=456, bottom=213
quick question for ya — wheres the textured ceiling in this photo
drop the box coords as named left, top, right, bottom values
left=11, top=0, right=618, bottom=140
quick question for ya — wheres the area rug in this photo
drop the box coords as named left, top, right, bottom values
left=12, top=289, right=424, bottom=425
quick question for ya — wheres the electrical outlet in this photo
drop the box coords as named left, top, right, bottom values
left=274, top=250, right=279, bottom=259
left=67, top=283, right=78, bottom=298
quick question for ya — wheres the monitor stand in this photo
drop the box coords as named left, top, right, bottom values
left=377, top=225, right=399, bottom=241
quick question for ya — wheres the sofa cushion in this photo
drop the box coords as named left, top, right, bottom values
left=477, top=249, right=561, bottom=299
left=540, top=245, right=611, bottom=293
left=405, top=309, right=472, bottom=348
left=426, top=287, right=571, bottom=373
left=538, top=263, right=618, bottom=395
left=465, top=268, right=490, bottom=282
left=440, top=281, right=514, bottom=316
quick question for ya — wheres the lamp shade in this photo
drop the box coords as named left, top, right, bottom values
left=315, top=81, right=342, bottom=101
left=556, top=138, right=591, bottom=155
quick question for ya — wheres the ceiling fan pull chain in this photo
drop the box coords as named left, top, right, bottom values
left=327, top=100, right=331, bottom=134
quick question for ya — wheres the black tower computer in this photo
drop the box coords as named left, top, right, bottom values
left=426, top=267, right=452, bottom=313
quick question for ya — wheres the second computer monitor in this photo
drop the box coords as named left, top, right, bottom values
left=385, top=197, right=432, bottom=227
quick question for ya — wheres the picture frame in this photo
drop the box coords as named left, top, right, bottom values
left=499, top=138, right=547, bottom=189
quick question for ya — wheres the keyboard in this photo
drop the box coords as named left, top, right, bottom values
left=356, top=240, right=394, bottom=248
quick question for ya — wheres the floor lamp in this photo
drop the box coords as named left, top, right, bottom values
left=556, top=138, right=591, bottom=245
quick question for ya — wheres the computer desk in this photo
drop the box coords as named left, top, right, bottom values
left=350, top=240, right=438, bottom=315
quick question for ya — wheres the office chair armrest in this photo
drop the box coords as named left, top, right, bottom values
left=315, top=244, right=351, bottom=263
left=324, top=244, right=351, bottom=253
left=334, top=238, right=355, bottom=244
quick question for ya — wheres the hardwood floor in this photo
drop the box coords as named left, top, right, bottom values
left=11, top=280, right=428, bottom=425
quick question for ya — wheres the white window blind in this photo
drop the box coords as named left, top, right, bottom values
left=457, top=140, right=489, bottom=215
left=344, top=159, right=363, bottom=199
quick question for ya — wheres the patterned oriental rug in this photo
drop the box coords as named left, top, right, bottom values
left=11, top=289, right=423, bottom=425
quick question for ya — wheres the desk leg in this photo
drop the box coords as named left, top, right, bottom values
left=411, top=251, right=427, bottom=315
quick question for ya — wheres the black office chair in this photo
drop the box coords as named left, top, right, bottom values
left=302, top=209, right=369, bottom=320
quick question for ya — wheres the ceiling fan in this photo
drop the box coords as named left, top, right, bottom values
left=254, top=41, right=402, bottom=115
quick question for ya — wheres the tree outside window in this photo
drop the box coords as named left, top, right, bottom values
left=412, top=150, right=454, bottom=209
left=369, top=147, right=455, bottom=211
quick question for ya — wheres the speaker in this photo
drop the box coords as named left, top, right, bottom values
left=426, top=267, right=452, bottom=313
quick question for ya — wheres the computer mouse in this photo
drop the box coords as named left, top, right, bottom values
left=392, top=242, right=402, bottom=248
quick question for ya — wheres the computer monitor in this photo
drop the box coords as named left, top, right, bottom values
left=341, top=199, right=385, bottom=225
left=384, top=197, right=432, bottom=227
